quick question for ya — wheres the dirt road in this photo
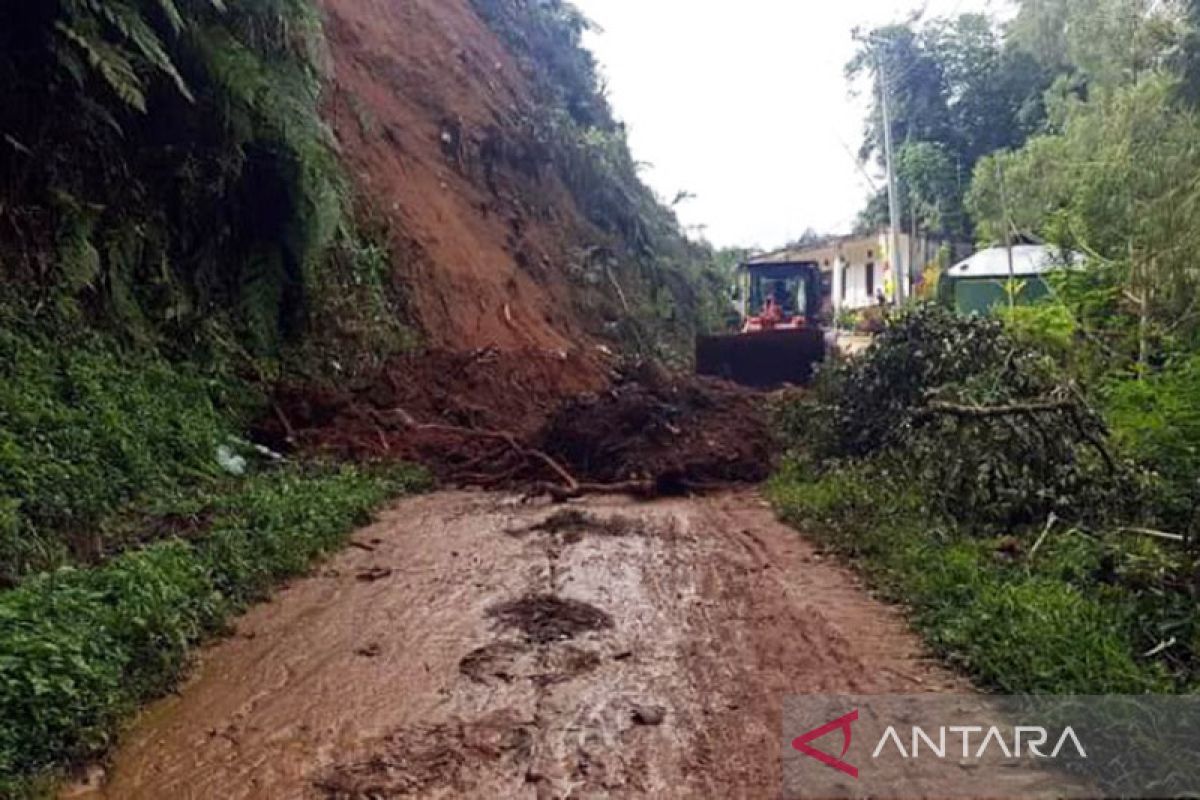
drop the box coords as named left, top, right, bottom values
left=68, top=490, right=965, bottom=799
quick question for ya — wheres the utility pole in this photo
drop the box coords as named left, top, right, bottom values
left=877, top=50, right=906, bottom=304
left=995, top=159, right=1016, bottom=309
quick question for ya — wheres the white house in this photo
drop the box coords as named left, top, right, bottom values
left=747, top=232, right=969, bottom=312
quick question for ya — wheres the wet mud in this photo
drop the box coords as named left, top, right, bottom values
left=66, top=491, right=1002, bottom=799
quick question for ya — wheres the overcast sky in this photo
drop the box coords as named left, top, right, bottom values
left=571, top=0, right=1013, bottom=249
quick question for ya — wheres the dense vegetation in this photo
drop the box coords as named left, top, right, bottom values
left=763, top=0, right=1200, bottom=695
left=773, top=0, right=1200, bottom=698
left=771, top=306, right=1195, bottom=694
left=0, top=1, right=420, bottom=793
left=0, top=0, right=410, bottom=361
left=0, top=0, right=425, bottom=579
left=849, top=0, right=1200, bottom=244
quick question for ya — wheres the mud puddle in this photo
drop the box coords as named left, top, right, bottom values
left=66, top=491, right=1041, bottom=799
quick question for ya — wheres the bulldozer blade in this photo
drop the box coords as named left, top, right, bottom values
left=695, top=328, right=826, bottom=388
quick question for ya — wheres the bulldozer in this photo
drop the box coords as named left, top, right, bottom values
left=696, top=260, right=827, bottom=388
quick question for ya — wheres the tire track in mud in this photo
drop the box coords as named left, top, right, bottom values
left=65, top=491, right=967, bottom=800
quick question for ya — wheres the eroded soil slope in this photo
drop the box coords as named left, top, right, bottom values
left=69, top=491, right=968, bottom=799
left=322, top=0, right=604, bottom=353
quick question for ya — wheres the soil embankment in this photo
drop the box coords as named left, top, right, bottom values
left=321, top=0, right=607, bottom=354
left=67, top=490, right=964, bottom=799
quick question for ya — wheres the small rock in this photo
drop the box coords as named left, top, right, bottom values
left=355, top=567, right=393, bottom=582
left=631, top=704, right=666, bottom=726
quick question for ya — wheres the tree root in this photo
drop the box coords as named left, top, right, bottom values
left=377, top=407, right=736, bottom=502
left=387, top=407, right=581, bottom=493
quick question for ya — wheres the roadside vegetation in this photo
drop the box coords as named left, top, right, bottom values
left=0, top=1, right=430, bottom=794
left=769, top=306, right=1190, bottom=694
left=768, top=0, right=1200, bottom=698
left=0, top=461, right=428, bottom=798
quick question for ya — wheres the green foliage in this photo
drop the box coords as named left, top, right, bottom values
left=0, top=462, right=428, bottom=795
left=0, top=0, right=401, bottom=357
left=281, top=223, right=422, bottom=383
left=469, top=0, right=611, bottom=130
left=848, top=13, right=1055, bottom=238
left=815, top=304, right=1039, bottom=453
left=0, top=310, right=247, bottom=584
left=1007, top=0, right=1182, bottom=93
left=825, top=0, right=1200, bottom=699
left=768, top=464, right=1170, bottom=694
left=995, top=301, right=1078, bottom=360
left=957, top=6, right=1200, bottom=544
left=802, top=304, right=1123, bottom=526
left=970, top=78, right=1200, bottom=365
left=1105, top=354, right=1200, bottom=528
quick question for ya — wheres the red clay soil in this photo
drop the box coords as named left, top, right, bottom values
left=259, top=354, right=776, bottom=494
left=301, top=1, right=776, bottom=495
left=536, top=368, right=775, bottom=490
left=320, top=0, right=611, bottom=353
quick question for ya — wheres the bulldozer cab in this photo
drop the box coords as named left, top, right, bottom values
left=738, top=262, right=823, bottom=327
left=697, top=260, right=828, bottom=388
left=748, top=270, right=806, bottom=320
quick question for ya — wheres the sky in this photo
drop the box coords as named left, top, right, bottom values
left=571, top=0, right=1012, bottom=250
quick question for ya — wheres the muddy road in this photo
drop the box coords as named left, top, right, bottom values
left=69, top=491, right=966, bottom=799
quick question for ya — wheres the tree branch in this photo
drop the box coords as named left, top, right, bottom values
left=918, top=400, right=1076, bottom=419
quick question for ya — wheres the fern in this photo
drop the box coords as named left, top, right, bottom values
left=56, top=19, right=148, bottom=111
left=155, top=0, right=185, bottom=34
left=52, top=0, right=244, bottom=112
left=1, top=0, right=365, bottom=356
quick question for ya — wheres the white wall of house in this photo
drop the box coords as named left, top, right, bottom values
left=841, top=262, right=878, bottom=309
left=747, top=231, right=971, bottom=316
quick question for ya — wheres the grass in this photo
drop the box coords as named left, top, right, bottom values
left=0, top=461, right=429, bottom=797
left=766, top=459, right=1173, bottom=695
left=0, top=316, right=250, bottom=584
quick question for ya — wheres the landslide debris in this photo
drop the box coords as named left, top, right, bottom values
left=536, top=366, right=775, bottom=491
left=258, top=355, right=777, bottom=498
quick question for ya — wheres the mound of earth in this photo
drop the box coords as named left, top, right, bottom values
left=536, top=368, right=776, bottom=491
left=258, top=353, right=776, bottom=497
left=268, top=346, right=603, bottom=440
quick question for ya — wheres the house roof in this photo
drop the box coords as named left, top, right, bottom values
left=946, top=245, right=1082, bottom=279
left=744, top=233, right=878, bottom=267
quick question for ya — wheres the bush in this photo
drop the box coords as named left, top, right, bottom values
left=0, top=462, right=429, bottom=795
left=996, top=301, right=1079, bottom=361
left=816, top=304, right=1045, bottom=456
left=1105, top=355, right=1200, bottom=532
left=798, top=304, right=1125, bottom=526
left=0, top=319, right=245, bottom=583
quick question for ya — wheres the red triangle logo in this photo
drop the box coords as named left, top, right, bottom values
left=791, top=709, right=859, bottom=779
